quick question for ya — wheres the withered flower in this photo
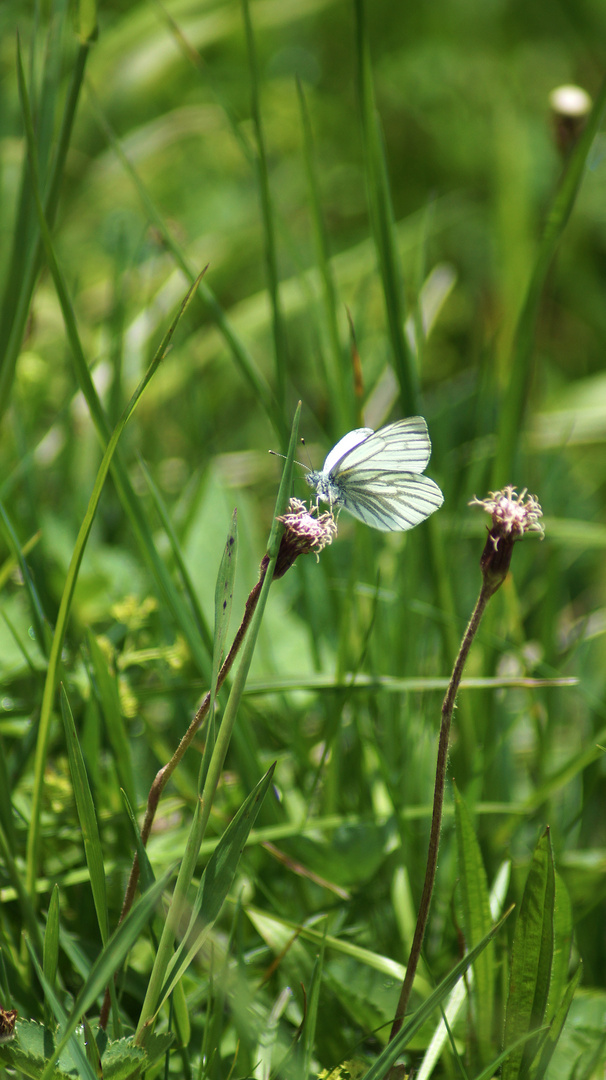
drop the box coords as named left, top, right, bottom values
left=470, top=485, right=544, bottom=595
left=273, top=498, right=338, bottom=579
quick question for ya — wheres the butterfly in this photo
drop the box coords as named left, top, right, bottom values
left=305, top=417, right=443, bottom=531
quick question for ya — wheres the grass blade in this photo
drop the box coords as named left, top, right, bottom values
left=360, top=909, right=512, bottom=1080
left=60, top=685, right=109, bottom=945
left=453, top=782, right=494, bottom=1065
left=241, top=0, right=288, bottom=418
left=156, top=764, right=276, bottom=1012
left=85, top=82, right=283, bottom=439
left=43, top=885, right=60, bottom=1030
left=136, top=402, right=302, bottom=1035
left=353, top=0, right=418, bottom=414
left=502, top=828, right=555, bottom=1080
left=0, top=29, right=90, bottom=419
left=297, top=77, right=351, bottom=431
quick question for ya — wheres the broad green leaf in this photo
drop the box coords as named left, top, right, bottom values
left=453, top=782, right=495, bottom=1065
left=502, top=828, right=555, bottom=1080
left=548, top=872, right=573, bottom=1023
left=532, top=965, right=582, bottom=1080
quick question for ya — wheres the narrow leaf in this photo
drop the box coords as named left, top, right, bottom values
left=60, top=685, right=109, bottom=943
left=453, top=782, right=494, bottom=1064
left=43, top=885, right=60, bottom=1029
left=502, top=828, right=555, bottom=1080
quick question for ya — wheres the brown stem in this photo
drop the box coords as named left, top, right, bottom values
left=99, top=558, right=269, bottom=1029
left=389, top=578, right=494, bottom=1045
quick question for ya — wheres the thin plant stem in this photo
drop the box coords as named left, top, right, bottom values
left=389, top=577, right=495, bottom=1042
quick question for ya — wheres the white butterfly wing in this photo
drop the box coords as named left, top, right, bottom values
left=322, top=428, right=373, bottom=474
left=308, top=416, right=443, bottom=531
left=335, top=471, right=444, bottom=531
left=333, top=417, right=432, bottom=474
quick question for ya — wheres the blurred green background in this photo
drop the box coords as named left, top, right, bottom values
left=1, top=0, right=606, bottom=1074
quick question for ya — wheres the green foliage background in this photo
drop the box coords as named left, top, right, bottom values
left=0, top=0, right=605, bottom=1075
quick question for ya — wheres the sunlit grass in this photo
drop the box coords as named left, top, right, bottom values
left=0, top=0, right=605, bottom=1077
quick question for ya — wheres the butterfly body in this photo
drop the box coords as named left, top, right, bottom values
left=306, top=417, right=443, bottom=532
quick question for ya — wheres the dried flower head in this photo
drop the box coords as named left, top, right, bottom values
left=273, top=498, right=338, bottom=579
left=470, top=486, right=544, bottom=595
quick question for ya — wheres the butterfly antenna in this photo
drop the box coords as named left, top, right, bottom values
left=299, top=437, right=314, bottom=472
left=268, top=449, right=307, bottom=470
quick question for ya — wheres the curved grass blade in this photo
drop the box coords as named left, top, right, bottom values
left=86, top=629, right=136, bottom=812
left=18, top=41, right=211, bottom=900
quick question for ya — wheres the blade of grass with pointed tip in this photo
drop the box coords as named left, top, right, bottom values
left=60, top=686, right=109, bottom=945
left=241, top=0, right=288, bottom=418
left=502, top=828, right=555, bottom=1080
left=453, top=782, right=494, bottom=1064
left=121, top=789, right=157, bottom=895
left=200, top=510, right=239, bottom=791
left=493, top=78, right=606, bottom=486
left=0, top=502, right=48, bottom=655
left=136, top=403, right=302, bottom=1036
left=43, top=885, right=60, bottom=1029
